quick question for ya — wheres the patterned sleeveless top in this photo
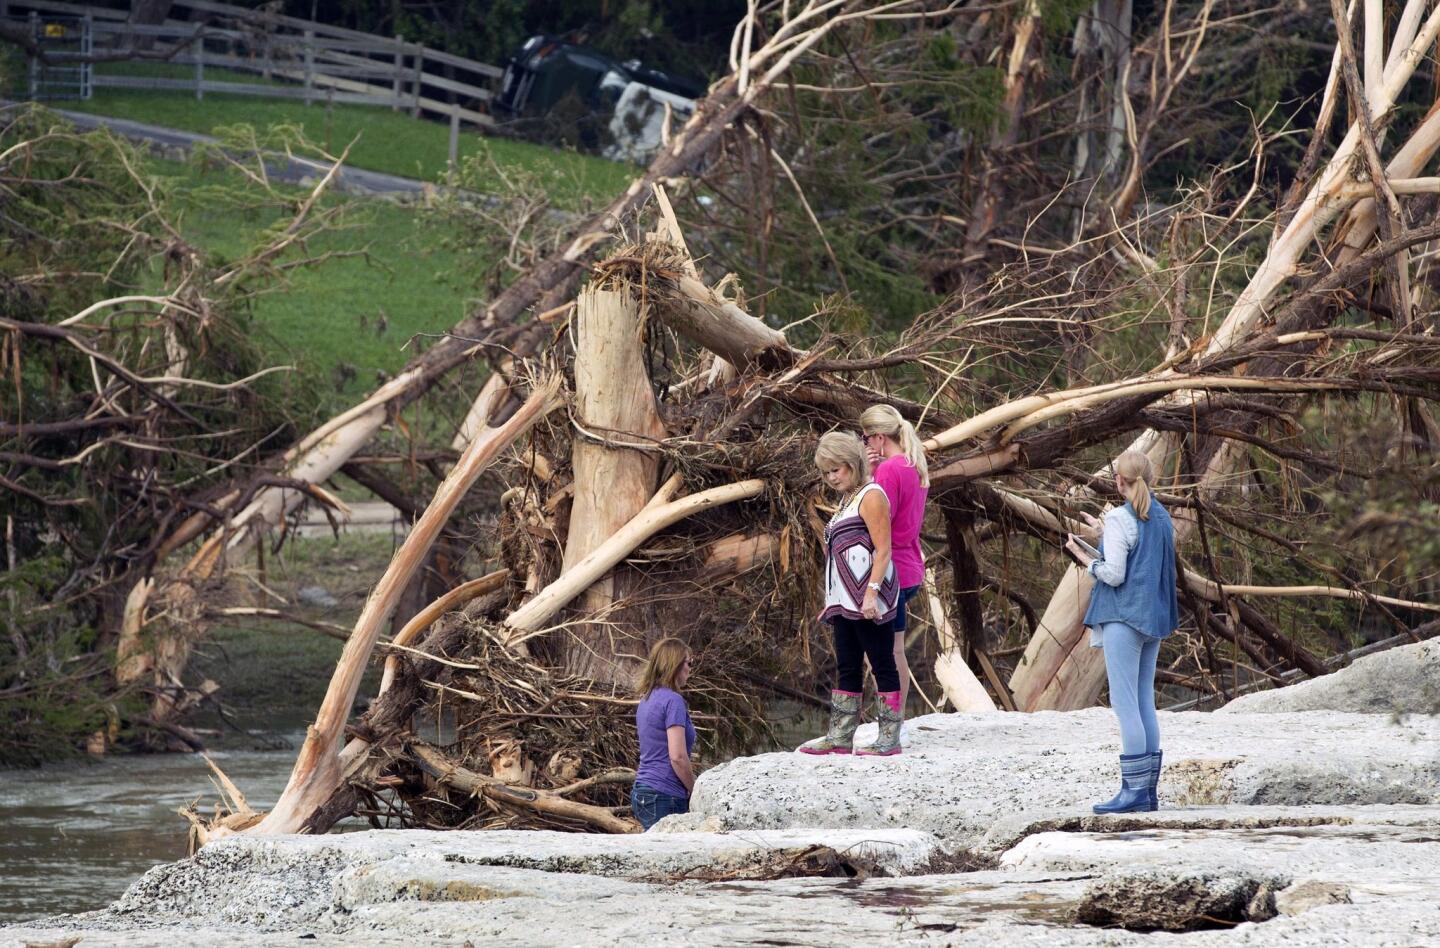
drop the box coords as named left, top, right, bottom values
left=820, top=482, right=899, bottom=624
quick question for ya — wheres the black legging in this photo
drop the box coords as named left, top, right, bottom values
left=833, top=615, right=900, bottom=692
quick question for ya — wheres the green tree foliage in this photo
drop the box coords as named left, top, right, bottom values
left=0, top=106, right=329, bottom=761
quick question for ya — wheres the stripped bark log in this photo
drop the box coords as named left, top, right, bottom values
left=661, top=274, right=794, bottom=370
left=504, top=476, right=769, bottom=640
left=410, top=742, right=638, bottom=834
left=115, top=578, right=155, bottom=686
left=237, top=377, right=561, bottom=838
left=925, top=570, right=997, bottom=713
left=377, top=569, right=512, bottom=695
left=700, top=532, right=781, bottom=580
left=1010, top=565, right=1098, bottom=711
left=561, top=285, right=667, bottom=684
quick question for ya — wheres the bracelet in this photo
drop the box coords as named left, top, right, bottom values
left=867, top=581, right=882, bottom=592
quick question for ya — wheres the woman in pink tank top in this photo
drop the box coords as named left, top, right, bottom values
left=860, top=404, right=930, bottom=714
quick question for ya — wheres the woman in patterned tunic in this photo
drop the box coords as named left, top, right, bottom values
left=797, top=431, right=905, bottom=757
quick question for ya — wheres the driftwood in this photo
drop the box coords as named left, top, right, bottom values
left=925, top=573, right=997, bottom=713
left=410, top=742, right=638, bottom=834
left=243, top=378, right=561, bottom=837
left=503, top=477, right=770, bottom=639
left=561, top=285, right=667, bottom=682
left=378, top=569, right=513, bottom=694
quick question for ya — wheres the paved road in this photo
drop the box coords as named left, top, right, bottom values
left=32, top=105, right=431, bottom=196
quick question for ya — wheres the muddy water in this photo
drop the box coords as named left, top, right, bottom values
left=0, top=734, right=305, bottom=922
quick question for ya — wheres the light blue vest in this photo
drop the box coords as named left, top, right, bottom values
left=1083, top=500, right=1179, bottom=640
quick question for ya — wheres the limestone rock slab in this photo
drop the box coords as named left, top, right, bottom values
left=1221, top=639, right=1440, bottom=715
left=998, top=817, right=1440, bottom=883
left=991, top=807, right=1440, bottom=943
left=689, top=708, right=1440, bottom=842
left=92, top=826, right=942, bottom=927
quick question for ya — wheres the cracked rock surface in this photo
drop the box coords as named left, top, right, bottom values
left=688, top=707, right=1439, bottom=840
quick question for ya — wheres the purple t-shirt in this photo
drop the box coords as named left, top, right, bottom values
left=635, top=687, right=695, bottom=799
left=874, top=455, right=928, bottom=587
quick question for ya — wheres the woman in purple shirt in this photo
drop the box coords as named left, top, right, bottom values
left=860, top=404, right=930, bottom=714
left=631, top=637, right=696, bottom=830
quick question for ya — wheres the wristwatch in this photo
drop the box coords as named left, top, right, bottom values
left=867, top=581, right=882, bottom=592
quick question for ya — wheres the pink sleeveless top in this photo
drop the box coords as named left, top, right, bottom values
left=874, top=455, right=927, bottom=588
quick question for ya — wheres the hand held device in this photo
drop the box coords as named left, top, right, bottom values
left=1063, top=534, right=1101, bottom=568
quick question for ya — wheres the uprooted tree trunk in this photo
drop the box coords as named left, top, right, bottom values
left=560, top=285, right=667, bottom=684
left=237, top=228, right=789, bottom=835
left=241, top=378, right=562, bottom=837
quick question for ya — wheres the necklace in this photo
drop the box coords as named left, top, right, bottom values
left=826, top=484, right=864, bottom=535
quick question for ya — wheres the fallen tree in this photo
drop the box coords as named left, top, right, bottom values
left=211, top=0, right=1439, bottom=828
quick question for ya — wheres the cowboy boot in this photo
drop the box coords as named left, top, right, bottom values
left=855, top=691, right=903, bottom=757
left=1093, top=752, right=1151, bottom=814
left=797, top=690, right=862, bottom=755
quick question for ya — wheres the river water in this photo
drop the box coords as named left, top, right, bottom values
left=0, top=734, right=304, bottom=922
left=0, top=701, right=821, bottom=924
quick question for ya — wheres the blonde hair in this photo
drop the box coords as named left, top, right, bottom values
left=636, top=637, right=689, bottom=696
left=814, top=430, right=869, bottom=485
left=1113, top=450, right=1154, bottom=521
left=859, top=404, right=930, bottom=487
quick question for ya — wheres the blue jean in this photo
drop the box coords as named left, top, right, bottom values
left=631, top=782, right=688, bottom=830
left=892, top=584, right=921, bottom=633
left=1101, top=621, right=1161, bottom=755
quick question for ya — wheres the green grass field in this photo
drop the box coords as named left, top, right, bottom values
left=151, top=156, right=480, bottom=413
left=105, top=69, right=630, bottom=416
left=72, top=62, right=633, bottom=208
left=46, top=66, right=636, bottom=435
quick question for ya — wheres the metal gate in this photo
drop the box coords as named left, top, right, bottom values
left=11, top=11, right=92, bottom=101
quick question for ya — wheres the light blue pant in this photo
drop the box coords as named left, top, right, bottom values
left=1101, top=621, right=1161, bottom=755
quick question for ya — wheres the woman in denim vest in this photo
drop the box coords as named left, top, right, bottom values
left=1065, top=450, right=1179, bottom=814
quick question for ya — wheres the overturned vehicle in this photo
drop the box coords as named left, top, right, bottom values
left=494, top=34, right=705, bottom=162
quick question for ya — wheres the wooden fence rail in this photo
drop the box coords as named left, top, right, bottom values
left=3, top=0, right=501, bottom=127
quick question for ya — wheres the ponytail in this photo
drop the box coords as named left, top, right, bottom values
left=1113, top=449, right=1153, bottom=521
left=898, top=418, right=930, bottom=488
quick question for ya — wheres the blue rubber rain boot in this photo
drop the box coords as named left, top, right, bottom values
left=1093, top=753, right=1151, bottom=814
left=1145, top=750, right=1163, bottom=811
